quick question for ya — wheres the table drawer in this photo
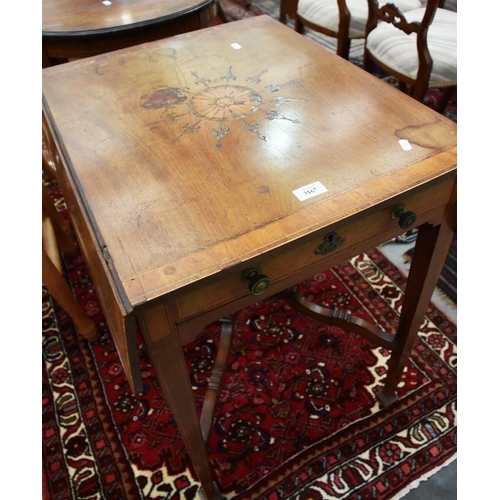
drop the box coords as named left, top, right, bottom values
left=174, top=176, right=455, bottom=326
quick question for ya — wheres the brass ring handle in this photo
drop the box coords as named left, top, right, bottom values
left=241, top=265, right=271, bottom=296
left=391, top=204, right=417, bottom=230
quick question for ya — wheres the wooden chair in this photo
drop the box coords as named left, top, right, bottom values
left=42, top=175, right=99, bottom=341
left=363, top=0, right=457, bottom=112
left=443, top=0, right=456, bottom=11
left=287, top=0, right=424, bottom=60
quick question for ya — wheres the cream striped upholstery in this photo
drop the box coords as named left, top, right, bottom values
left=444, top=0, right=457, bottom=12
left=297, top=0, right=424, bottom=38
left=366, top=7, right=457, bottom=86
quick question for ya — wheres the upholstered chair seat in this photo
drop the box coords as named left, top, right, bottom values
left=443, top=0, right=456, bottom=11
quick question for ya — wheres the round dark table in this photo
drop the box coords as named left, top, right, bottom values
left=42, top=0, right=217, bottom=66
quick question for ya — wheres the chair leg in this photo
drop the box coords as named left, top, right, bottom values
left=399, top=80, right=409, bottom=95
left=279, top=8, right=286, bottom=24
left=412, top=80, right=428, bottom=103
left=43, top=249, right=99, bottom=341
left=437, top=86, right=455, bottom=114
left=363, top=52, right=376, bottom=74
left=280, top=0, right=299, bottom=25
left=295, top=16, right=305, bottom=34
left=216, top=0, right=229, bottom=23
left=336, top=36, right=351, bottom=60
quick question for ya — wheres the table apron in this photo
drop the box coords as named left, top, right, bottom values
left=170, top=176, right=456, bottom=346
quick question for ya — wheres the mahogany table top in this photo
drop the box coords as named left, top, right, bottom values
left=42, top=0, right=215, bottom=34
left=42, top=16, right=457, bottom=311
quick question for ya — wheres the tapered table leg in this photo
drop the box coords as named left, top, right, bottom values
left=378, top=217, right=455, bottom=406
left=138, top=303, right=220, bottom=500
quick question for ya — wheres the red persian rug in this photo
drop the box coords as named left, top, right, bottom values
left=42, top=177, right=457, bottom=500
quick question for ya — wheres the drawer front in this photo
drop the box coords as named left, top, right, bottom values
left=174, top=176, right=455, bottom=324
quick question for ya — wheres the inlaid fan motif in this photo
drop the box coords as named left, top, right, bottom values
left=141, top=66, right=307, bottom=148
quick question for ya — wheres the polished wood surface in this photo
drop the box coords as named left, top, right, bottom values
left=42, top=0, right=216, bottom=63
left=42, top=16, right=457, bottom=499
left=43, top=0, right=214, bottom=32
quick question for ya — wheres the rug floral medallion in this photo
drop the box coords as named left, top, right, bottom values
left=42, top=182, right=457, bottom=500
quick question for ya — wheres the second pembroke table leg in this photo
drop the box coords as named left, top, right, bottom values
left=138, top=303, right=221, bottom=500
left=378, top=217, right=455, bottom=406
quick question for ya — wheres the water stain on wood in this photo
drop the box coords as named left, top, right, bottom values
left=141, top=87, right=187, bottom=109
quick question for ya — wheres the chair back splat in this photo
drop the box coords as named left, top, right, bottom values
left=288, top=0, right=424, bottom=60
left=364, top=0, right=457, bottom=111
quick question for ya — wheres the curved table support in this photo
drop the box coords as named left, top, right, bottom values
left=283, top=222, right=453, bottom=408
left=276, top=221, right=454, bottom=407
left=200, top=316, right=235, bottom=442
left=277, top=287, right=396, bottom=350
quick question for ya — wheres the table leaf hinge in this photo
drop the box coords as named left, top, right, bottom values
left=101, top=245, right=112, bottom=263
